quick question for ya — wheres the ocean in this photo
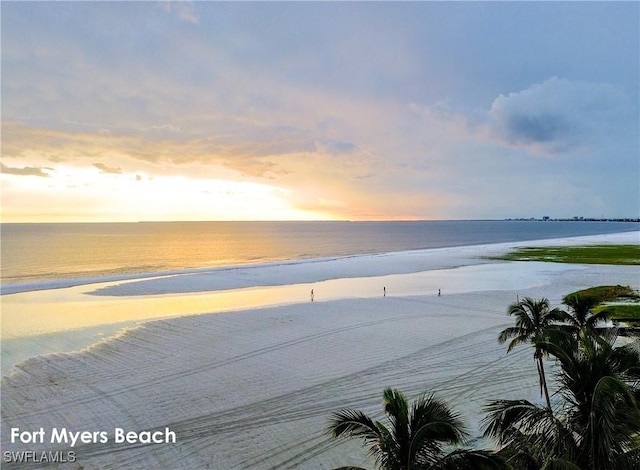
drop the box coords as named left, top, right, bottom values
left=1, top=220, right=637, bottom=288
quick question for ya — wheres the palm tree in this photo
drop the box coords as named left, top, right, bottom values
left=561, top=293, right=607, bottom=339
left=546, top=333, right=640, bottom=469
left=328, top=388, right=507, bottom=470
left=483, top=333, right=640, bottom=470
left=482, top=399, right=580, bottom=469
left=498, top=297, right=565, bottom=409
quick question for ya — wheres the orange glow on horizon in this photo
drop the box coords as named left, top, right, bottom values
left=1, top=165, right=341, bottom=223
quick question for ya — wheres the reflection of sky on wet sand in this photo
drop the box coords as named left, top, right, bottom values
left=1, top=262, right=574, bottom=341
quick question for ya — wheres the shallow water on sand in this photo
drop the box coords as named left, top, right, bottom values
left=1, top=261, right=573, bottom=340
left=1, top=260, right=579, bottom=371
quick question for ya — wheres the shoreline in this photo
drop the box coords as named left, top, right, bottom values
left=2, top=228, right=638, bottom=296
left=1, top=231, right=637, bottom=371
left=1, top=231, right=638, bottom=468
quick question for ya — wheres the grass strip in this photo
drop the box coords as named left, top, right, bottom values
left=566, top=285, right=640, bottom=327
left=492, top=244, right=640, bottom=265
left=568, top=285, right=639, bottom=302
left=595, top=304, right=640, bottom=322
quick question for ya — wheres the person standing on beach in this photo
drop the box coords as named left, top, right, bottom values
left=383, top=286, right=386, bottom=297
left=438, top=289, right=441, bottom=296
left=311, top=289, right=314, bottom=302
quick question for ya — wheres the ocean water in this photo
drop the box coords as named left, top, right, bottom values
left=1, top=220, right=637, bottom=287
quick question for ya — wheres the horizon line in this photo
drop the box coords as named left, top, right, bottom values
left=1, top=217, right=639, bottom=225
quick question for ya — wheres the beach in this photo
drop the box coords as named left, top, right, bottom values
left=1, top=231, right=638, bottom=469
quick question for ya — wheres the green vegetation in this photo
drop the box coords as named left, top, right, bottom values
left=328, top=388, right=507, bottom=470
left=486, top=292, right=640, bottom=469
left=492, top=244, right=640, bottom=265
left=566, top=284, right=639, bottom=302
left=497, top=298, right=565, bottom=409
left=597, top=304, right=640, bottom=322
left=328, top=286, right=640, bottom=470
left=565, top=285, right=640, bottom=327
left=484, top=332, right=640, bottom=470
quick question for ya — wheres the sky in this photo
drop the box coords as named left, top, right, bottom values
left=2, top=1, right=639, bottom=222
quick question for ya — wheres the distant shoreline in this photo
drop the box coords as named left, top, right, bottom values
left=504, top=217, right=639, bottom=222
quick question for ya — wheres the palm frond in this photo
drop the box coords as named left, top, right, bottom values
left=410, top=393, right=468, bottom=443
left=585, top=375, right=640, bottom=469
left=382, top=387, right=410, bottom=463
left=500, top=448, right=542, bottom=470
left=328, top=408, right=383, bottom=442
left=408, top=392, right=468, bottom=467
left=540, top=458, right=582, bottom=470
left=497, top=326, right=524, bottom=345
left=328, top=389, right=481, bottom=470
left=482, top=399, right=550, bottom=442
left=428, top=448, right=508, bottom=470
left=482, top=398, right=578, bottom=462
left=613, top=446, right=640, bottom=470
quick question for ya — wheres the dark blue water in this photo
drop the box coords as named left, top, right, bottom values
left=1, top=220, right=637, bottom=286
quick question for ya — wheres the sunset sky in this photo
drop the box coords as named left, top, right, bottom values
left=2, top=1, right=638, bottom=222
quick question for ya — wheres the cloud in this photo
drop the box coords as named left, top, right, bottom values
left=2, top=120, right=309, bottom=177
left=3, top=0, right=638, bottom=222
left=159, top=1, right=199, bottom=24
left=315, top=140, right=356, bottom=154
left=489, top=77, right=635, bottom=154
left=1, top=163, right=52, bottom=177
left=93, top=162, right=122, bottom=174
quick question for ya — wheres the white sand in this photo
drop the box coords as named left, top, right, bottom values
left=1, top=231, right=638, bottom=469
